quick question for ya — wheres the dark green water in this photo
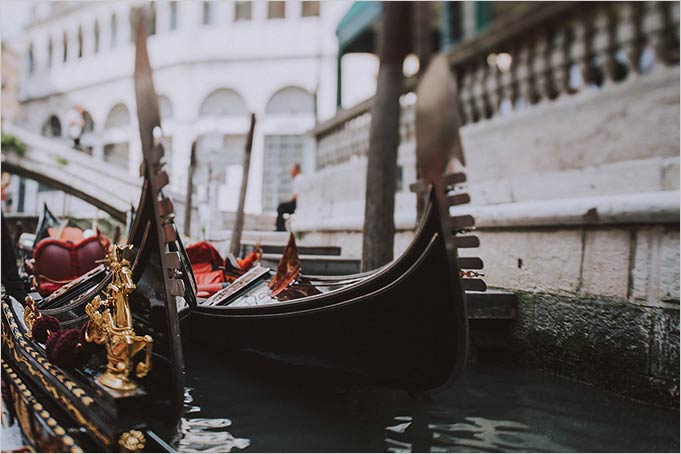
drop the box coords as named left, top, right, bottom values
left=179, top=346, right=679, bottom=453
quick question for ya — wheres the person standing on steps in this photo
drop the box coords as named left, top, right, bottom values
left=275, top=163, right=304, bottom=232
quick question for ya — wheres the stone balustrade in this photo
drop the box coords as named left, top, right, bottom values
left=300, top=1, right=679, bottom=306
left=452, top=1, right=679, bottom=125
left=313, top=1, right=680, bottom=169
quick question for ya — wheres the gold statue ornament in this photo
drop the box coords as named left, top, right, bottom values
left=85, top=244, right=153, bottom=392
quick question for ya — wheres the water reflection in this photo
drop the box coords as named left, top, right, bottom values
left=177, top=388, right=251, bottom=452
left=181, top=347, right=679, bottom=453
left=385, top=415, right=571, bottom=452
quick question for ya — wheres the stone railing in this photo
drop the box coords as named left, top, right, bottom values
left=452, top=1, right=680, bottom=125
left=313, top=1, right=680, bottom=167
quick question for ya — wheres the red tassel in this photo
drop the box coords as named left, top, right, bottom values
left=32, top=315, right=61, bottom=344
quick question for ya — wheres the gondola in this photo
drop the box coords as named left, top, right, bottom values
left=1, top=12, right=188, bottom=452
left=101, top=12, right=477, bottom=392
left=176, top=68, right=481, bottom=391
left=178, top=176, right=478, bottom=392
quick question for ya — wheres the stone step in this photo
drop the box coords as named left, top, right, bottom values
left=207, top=229, right=291, bottom=243
left=241, top=241, right=341, bottom=256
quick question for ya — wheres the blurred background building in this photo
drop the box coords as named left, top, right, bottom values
left=2, top=0, right=379, bottom=233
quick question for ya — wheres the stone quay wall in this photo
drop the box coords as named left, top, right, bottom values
left=295, top=2, right=680, bottom=405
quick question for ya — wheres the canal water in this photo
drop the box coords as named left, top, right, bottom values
left=179, top=346, right=679, bottom=453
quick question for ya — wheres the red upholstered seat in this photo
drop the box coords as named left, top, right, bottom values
left=186, top=241, right=261, bottom=297
left=186, top=242, right=227, bottom=297
left=33, top=236, right=107, bottom=297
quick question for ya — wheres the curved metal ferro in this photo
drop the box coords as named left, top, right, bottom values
left=85, top=244, right=153, bottom=392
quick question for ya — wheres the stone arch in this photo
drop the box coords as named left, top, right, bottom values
left=158, top=95, right=173, bottom=119
left=41, top=115, right=62, bottom=138
left=265, top=86, right=315, bottom=115
left=105, top=103, right=131, bottom=128
left=82, top=110, right=95, bottom=133
left=198, top=88, right=249, bottom=117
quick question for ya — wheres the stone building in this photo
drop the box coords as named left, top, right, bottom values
left=1, top=44, right=21, bottom=124
left=8, top=0, right=363, bottom=234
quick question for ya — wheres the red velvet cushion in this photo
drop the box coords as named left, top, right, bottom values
left=186, top=241, right=224, bottom=270
left=33, top=239, right=73, bottom=281
left=33, top=236, right=107, bottom=297
left=76, top=237, right=106, bottom=273
left=195, top=270, right=224, bottom=286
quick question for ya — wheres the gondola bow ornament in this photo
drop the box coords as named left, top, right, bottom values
left=269, top=233, right=301, bottom=297
left=85, top=244, right=153, bottom=392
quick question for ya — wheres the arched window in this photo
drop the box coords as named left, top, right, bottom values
left=27, top=43, right=35, bottom=74
left=62, top=32, right=68, bottom=62
left=47, top=38, right=53, bottom=67
left=158, top=95, right=173, bottom=119
left=262, top=87, right=315, bottom=212
left=94, top=20, right=100, bottom=53
left=105, top=103, right=131, bottom=128
left=82, top=110, right=95, bottom=133
left=111, top=13, right=118, bottom=47
left=265, top=86, right=315, bottom=115
left=41, top=115, right=62, bottom=138
left=77, top=26, right=83, bottom=58
left=198, top=89, right=248, bottom=117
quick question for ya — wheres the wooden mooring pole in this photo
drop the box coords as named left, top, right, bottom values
left=183, top=141, right=197, bottom=237
left=230, top=113, right=257, bottom=257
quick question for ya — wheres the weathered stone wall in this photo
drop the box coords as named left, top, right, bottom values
left=297, top=61, right=679, bottom=403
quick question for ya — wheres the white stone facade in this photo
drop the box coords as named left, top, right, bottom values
left=10, top=0, right=352, bottom=232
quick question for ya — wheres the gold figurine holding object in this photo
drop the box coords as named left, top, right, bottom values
left=85, top=244, right=153, bottom=392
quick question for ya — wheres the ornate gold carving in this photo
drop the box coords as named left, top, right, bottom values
left=2, top=302, right=110, bottom=445
left=23, top=296, right=37, bottom=337
left=85, top=245, right=153, bottom=392
left=118, top=430, right=146, bottom=452
left=1, top=360, right=83, bottom=453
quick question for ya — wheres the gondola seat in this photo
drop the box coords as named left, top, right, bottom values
left=186, top=241, right=228, bottom=297
left=186, top=241, right=262, bottom=296
left=33, top=236, right=107, bottom=297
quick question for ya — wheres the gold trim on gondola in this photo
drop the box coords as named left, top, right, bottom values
left=1, top=360, right=84, bottom=453
left=2, top=301, right=112, bottom=446
left=118, top=430, right=146, bottom=452
left=85, top=244, right=153, bottom=392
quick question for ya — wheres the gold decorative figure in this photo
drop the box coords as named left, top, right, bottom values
left=85, top=244, right=152, bottom=392
left=23, top=296, right=38, bottom=337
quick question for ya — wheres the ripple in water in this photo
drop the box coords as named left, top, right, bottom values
left=178, top=388, right=251, bottom=452
left=385, top=415, right=571, bottom=453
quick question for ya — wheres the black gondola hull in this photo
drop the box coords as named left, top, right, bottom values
left=181, top=194, right=468, bottom=392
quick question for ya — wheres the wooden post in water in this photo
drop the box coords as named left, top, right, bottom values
left=230, top=113, right=256, bottom=257
left=184, top=141, right=197, bottom=237
left=361, top=2, right=411, bottom=272
left=413, top=1, right=433, bottom=222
